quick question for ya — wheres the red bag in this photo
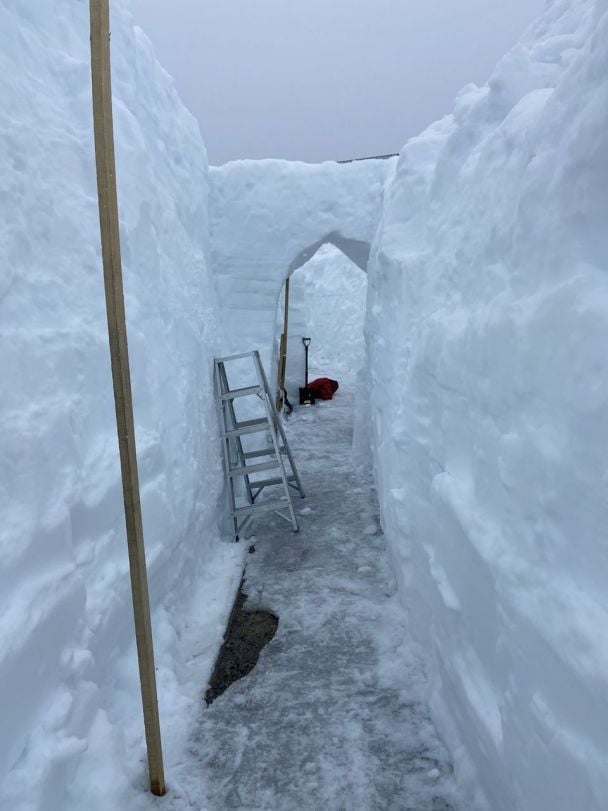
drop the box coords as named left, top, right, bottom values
left=307, top=377, right=339, bottom=400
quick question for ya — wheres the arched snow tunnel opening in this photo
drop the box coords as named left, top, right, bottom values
left=208, top=157, right=389, bottom=381
left=287, top=230, right=371, bottom=275
left=274, top=242, right=368, bottom=405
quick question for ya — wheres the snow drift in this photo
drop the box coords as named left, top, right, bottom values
left=367, top=1, right=608, bottom=808
left=0, top=3, right=242, bottom=809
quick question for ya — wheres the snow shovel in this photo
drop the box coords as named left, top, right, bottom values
left=299, top=337, right=316, bottom=406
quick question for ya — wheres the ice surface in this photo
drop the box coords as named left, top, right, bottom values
left=143, top=384, right=461, bottom=811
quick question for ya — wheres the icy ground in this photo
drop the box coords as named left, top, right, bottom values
left=151, top=380, right=462, bottom=810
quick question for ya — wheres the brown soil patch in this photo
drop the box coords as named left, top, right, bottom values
left=205, top=585, right=278, bottom=705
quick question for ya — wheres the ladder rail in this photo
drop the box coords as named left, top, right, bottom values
left=252, top=351, right=299, bottom=532
left=214, top=361, right=240, bottom=540
left=254, top=351, right=306, bottom=499
left=218, top=362, right=255, bottom=506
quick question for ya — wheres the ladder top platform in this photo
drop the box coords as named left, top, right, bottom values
left=215, top=351, right=260, bottom=363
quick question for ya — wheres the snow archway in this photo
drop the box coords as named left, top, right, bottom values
left=287, top=231, right=370, bottom=274
left=209, top=157, right=394, bottom=369
left=277, top=244, right=368, bottom=400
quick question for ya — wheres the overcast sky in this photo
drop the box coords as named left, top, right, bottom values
left=131, top=0, right=546, bottom=166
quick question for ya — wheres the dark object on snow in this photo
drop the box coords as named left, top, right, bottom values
left=283, top=388, right=294, bottom=415
left=299, top=387, right=315, bottom=406
left=205, top=583, right=278, bottom=705
left=307, top=377, right=339, bottom=401
left=299, top=337, right=316, bottom=406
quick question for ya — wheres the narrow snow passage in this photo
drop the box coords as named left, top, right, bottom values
left=181, top=384, right=461, bottom=810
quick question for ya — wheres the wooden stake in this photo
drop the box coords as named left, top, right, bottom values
left=89, top=0, right=165, bottom=796
left=276, top=277, right=290, bottom=411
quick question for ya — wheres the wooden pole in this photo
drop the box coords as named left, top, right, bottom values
left=89, top=0, right=166, bottom=797
left=276, top=277, right=290, bottom=411
left=283, top=276, right=290, bottom=362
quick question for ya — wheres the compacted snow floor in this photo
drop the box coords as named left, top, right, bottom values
left=152, top=381, right=461, bottom=810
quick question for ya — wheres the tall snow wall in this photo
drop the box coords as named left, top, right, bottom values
left=367, top=1, right=608, bottom=808
left=0, top=3, right=231, bottom=808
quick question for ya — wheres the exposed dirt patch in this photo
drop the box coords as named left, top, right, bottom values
left=205, top=584, right=278, bottom=705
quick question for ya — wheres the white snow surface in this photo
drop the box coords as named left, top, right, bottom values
left=0, top=3, right=243, bottom=809
left=3, top=0, right=608, bottom=808
left=143, top=384, right=462, bottom=811
left=277, top=244, right=367, bottom=399
left=366, top=1, right=608, bottom=808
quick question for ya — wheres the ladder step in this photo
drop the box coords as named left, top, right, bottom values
left=232, top=499, right=288, bottom=517
left=222, top=418, right=268, bottom=438
left=251, top=474, right=297, bottom=490
left=242, top=447, right=286, bottom=459
left=220, top=385, right=263, bottom=400
left=229, top=459, right=280, bottom=477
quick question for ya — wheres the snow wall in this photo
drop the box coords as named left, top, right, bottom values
left=4, top=0, right=608, bottom=807
left=0, top=4, right=244, bottom=809
left=367, top=1, right=608, bottom=808
left=209, top=157, right=390, bottom=376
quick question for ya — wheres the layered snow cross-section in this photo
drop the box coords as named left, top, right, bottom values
left=0, top=3, right=243, bottom=809
left=367, top=1, right=608, bottom=808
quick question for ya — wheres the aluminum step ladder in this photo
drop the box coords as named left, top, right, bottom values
left=214, top=350, right=305, bottom=541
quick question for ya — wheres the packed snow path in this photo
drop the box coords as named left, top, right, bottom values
left=179, top=384, right=461, bottom=810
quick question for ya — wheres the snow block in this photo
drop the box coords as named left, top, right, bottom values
left=209, top=157, right=392, bottom=373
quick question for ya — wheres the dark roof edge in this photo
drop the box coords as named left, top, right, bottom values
left=336, top=153, right=399, bottom=164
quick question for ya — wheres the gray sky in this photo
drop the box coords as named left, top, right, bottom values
left=131, top=0, right=546, bottom=165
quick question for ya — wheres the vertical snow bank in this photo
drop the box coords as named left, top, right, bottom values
left=0, top=3, right=240, bottom=808
left=367, top=1, right=608, bottom=808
